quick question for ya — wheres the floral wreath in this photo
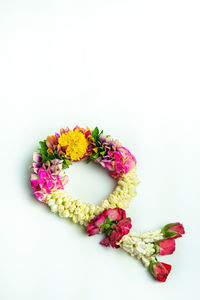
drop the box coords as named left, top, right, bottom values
left=30, top=126, right=185, bottom=282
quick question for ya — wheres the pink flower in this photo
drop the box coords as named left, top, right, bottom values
left=119, top=147, right=137, bottom=171
left=162, top=223, right=185, bottom=239
left=105, top=147, right=136, bottom=180
left=101, top=217, right=132, bottom=248
left=86, top=208, right=127, bottom=236
left=149, top=261, right=171, bottom=282
left=95, top=134, right=136, bottom=180
left=100, top=236, right=110, bottom=247
left=117, top=218, right=132, bottom=235
left=30, top=152, right=68, bottom=202
left=31, top=152, right=43, bottom=173
left=155, top=239, right=176, bottom=255
left=30, top=167, right=68, bottom=202
left=86, top=208, right=131, bottom=247
left=104, top=208, right=126, bottom=221
left=31, top=154, right=64, bottom=176
left=86, top=214, right=106, bottom=236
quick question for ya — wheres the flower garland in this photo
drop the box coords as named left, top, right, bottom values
left=46, top=167, right=138, bottom=226
left=30, top=125, right=185, bottom=282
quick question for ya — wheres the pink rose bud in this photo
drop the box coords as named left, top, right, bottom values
left=161, top=222, right=185, bottom=239
left=155, top=239, right=176, bottom=255
left=149, top=261, right=171, bottom=282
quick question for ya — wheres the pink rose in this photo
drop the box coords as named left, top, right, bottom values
left=100, top=217, right=132, bottom=248
left=86, top=214, right=106, bottom=236
left=86, top=208, right=127, bottom=236
left=155, top=239, right=176, bottom=255
left=86, top=208, right=131, bottom=247
left=100, top=236, right=110, bottom=247
left=103, top=208, right=126, bottom=221
left=117, top=218, right=132, bottom=235
left=107, top=228, right=122, bottom=248
left=162, top=222, right=185, bottom=239
left=149, top=261, right=171, bottom=282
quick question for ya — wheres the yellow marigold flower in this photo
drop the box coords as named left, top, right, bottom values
left=58, top=129, right=89, bottom=161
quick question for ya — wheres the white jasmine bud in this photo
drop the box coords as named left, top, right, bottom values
left=51, top=204, right=58, bottom=213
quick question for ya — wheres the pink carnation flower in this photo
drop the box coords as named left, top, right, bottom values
left=30, top=167, right=68, bottom=202
left=95, top=135, right=136, bottom=180
left=105, top=147, right=136, bottom=180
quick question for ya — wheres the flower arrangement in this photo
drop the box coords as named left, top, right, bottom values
left=30, top=125, right=185, bottom=282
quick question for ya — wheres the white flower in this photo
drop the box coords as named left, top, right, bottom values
left=58, top=205, right=64, bottom=213
left=56, top=198, right=63, bottom=205
left=51, top=204, right=58, bottom=213
left=62, top=210, right=69, bottom=218
left=48, top=199, right=55, bottom=206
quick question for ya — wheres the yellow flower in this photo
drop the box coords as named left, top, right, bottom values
left=58, top=128, right=89, bottom=161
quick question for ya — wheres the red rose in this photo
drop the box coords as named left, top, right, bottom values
left=100, top=236, right=110, bottom=247
left=117, top=218, right=132, bottom=235
left=109, top=229, right=122, bottom=248
left=162, top=222, right=185, bottom=239
left=100, top=217, right=132, bottom=248
left=149, top=261, right=171, bottom=282
left=103, top=208, right=126, bottom=221
left=155, top=239, right=176, bottom=255
left=86, top=214, right=106, bottom=236
left=86, top=208, right=127, bottom=237
left=86, top=208, right=131, bottom=247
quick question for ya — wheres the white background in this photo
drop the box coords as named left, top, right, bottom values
left=0, top=1, right=199, bottom=299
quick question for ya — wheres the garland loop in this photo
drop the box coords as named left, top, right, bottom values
left=30, top=126, right=185, bottom=282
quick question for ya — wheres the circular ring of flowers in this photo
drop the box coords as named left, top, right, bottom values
left=30, top=126, right=140, bottom=225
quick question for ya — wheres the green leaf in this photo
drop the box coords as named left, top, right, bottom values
left=47, top=154, right=54, bottom=160
left=91, top=153, right=100, bottom=159
left=91, top=127, right=99, bottom=138
left=106, top=228, right=113, bottom=237
left=100, top=151, right=105, bottom=156
left=53, top=151, right=60, bottom=159
left=87, top=152, right=100, bottom=163
left=62, top=158, right=72, bottom=169
left=91, top=127, right=103, bottom=144
left=42, top=155, right=47, bottom=163
left=102, top=223, right=111, bottom=233
left=38, top=140, right=49, bottom=162
left=88, top=126, right=107, bottom=162
left=154, top=243, right=160, bottom=254
left=86, top=157, right=92, bottom=164
left=105, top=216, right=111, bottom=224
left=38, top=140, right=48, bottom=152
